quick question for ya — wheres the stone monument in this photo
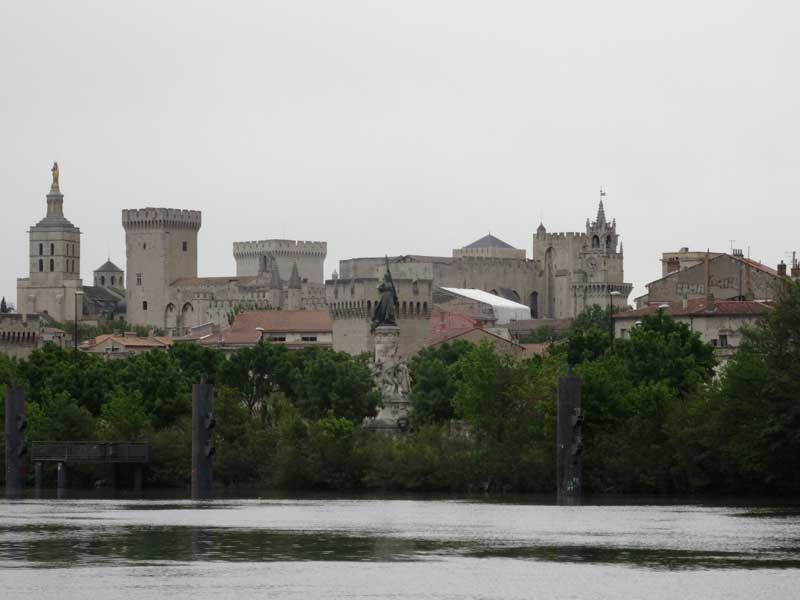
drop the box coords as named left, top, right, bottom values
left=364, top=260, right=411, bottom=432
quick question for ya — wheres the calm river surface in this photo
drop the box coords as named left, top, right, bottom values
left=0, top=494, right=798, bottom=599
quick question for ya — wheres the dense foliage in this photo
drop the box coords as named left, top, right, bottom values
left=2, top=282, right=799, bottom=494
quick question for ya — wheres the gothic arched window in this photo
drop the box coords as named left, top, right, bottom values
left=49, top=259, right=54, bottom=272
left=39, top=243, right=43, bottom=256
left=592, top=235, right=600, bottom=249
left=101, top=276, right=106, bottom=286
left=38, top=259, right=43, bottom=272
left=50, top=243, right=55, bottom=255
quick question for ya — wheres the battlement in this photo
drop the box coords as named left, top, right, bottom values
left=538, top=232, right=586, bottom=242
left=233, top=239, right=328, bottom=257
left=122, top=208, right=202, bottom=230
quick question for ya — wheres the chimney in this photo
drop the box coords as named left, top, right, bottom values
left=741, top=262, right=753, bottom=301
left=778, top=261, right=787, bottom=277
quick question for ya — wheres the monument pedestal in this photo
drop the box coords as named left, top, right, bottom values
left=364, top=325, right=411, bottom=433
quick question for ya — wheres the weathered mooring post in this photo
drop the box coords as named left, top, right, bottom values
left=5, top=386, right=27, bottom=498
left=191, top=381, right=215, bottom=500
left=56, top=462, right=67, bottom=499
left=34, top=462, right=44, bottom=497
left=557, top=369, right=582, bottom=505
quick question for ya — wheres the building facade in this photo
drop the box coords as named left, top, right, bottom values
left=613, top=299, right=774, bottom=365
left=637, top=252, right=781, bottom=308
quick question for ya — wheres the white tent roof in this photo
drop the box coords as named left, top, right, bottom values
left=440, top=287, right=531, bottom=324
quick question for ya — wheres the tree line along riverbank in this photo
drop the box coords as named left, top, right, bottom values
left=2, top=279, right=799, bottom=495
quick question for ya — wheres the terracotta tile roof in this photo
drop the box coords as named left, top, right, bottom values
left=731, top=255, right=778, bottom=276
left=613, top=299, right=775, bottom=319
left=81, top=334, right=173, bottom=349
left=200, top=310, right=333, bottom=346
left=429, top=326, right=524, bottom=350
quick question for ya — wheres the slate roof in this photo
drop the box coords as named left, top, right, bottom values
left=95, top=260, right=123, bottom=273
left=464, top=234, right=515, bottom=249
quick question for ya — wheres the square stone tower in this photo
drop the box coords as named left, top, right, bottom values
left=122, top=208, right=202, bottom=327
left=17, top=163, right=84, bottom=321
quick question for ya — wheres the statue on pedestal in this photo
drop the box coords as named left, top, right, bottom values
left=371, top=258, right=397, bottom=332
left=51, top=162, right=59, bottom=186
left=365, top=258, right=411, bottom=432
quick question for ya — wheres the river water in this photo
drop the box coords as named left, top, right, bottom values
left=0, top=495, right=798, bottom=599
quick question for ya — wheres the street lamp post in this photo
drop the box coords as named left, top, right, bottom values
left=74, top=290, right=84, bottom=352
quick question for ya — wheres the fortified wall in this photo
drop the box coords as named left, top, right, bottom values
left=233, top=240, right=327, bottom=284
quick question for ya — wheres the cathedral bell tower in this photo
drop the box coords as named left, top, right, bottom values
left=16, top=162, right=84, bottom=321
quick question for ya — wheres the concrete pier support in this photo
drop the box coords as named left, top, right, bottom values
left=557, top=372, right=582, bottom=505
left=4, top=386, right=27, bottom=498
left=191, top=382, right=215, bottom=500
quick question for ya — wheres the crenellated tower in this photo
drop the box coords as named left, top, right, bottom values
left=122, top=207, right=202, bottom=327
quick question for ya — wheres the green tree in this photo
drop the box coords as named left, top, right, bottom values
left=454, top=341, right=557, bottom=491
left=615, top=310, right=716, bottom=394
left=219, top=342, right=296, bottom=415
left=27, top=390, right=95, bottom=441
left=168, top=343, right=225, bottom=385
left=293, top=348, right=379, bottom=422
left=408, top=340, right=472, bottom=425
left=114, top=350, right=190, bottom=428
left=96, top=389, right=152, bottom=440
left=715, top=279, right=800, bottom=492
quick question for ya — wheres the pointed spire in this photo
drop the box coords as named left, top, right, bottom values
left=596, top=199, right=606, bottom=225
left=288, top=262, right=302, bottom=289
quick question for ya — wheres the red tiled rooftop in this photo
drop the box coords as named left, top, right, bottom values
left=613, top=298, right=775, bottom=319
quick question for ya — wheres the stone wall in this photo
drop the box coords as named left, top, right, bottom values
left=0, top=314, right=44, bottom=360
left=233, top=239, right=327, bottom=284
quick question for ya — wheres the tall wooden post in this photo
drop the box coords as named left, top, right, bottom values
left=191, top=382, right=215, bottom=500
left=4, top=386, right=27, bottom=498
left=557, top=371, right=582, bottom=505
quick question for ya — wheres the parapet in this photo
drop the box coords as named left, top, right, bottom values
left=233, top=239, right=328, bottom=257
left=537, top=232, right=586, bottom=242
left=122, top=208, right=202, bottom=230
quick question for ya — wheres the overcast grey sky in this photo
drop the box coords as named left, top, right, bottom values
left=2, top=1, right=798, bottom=305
